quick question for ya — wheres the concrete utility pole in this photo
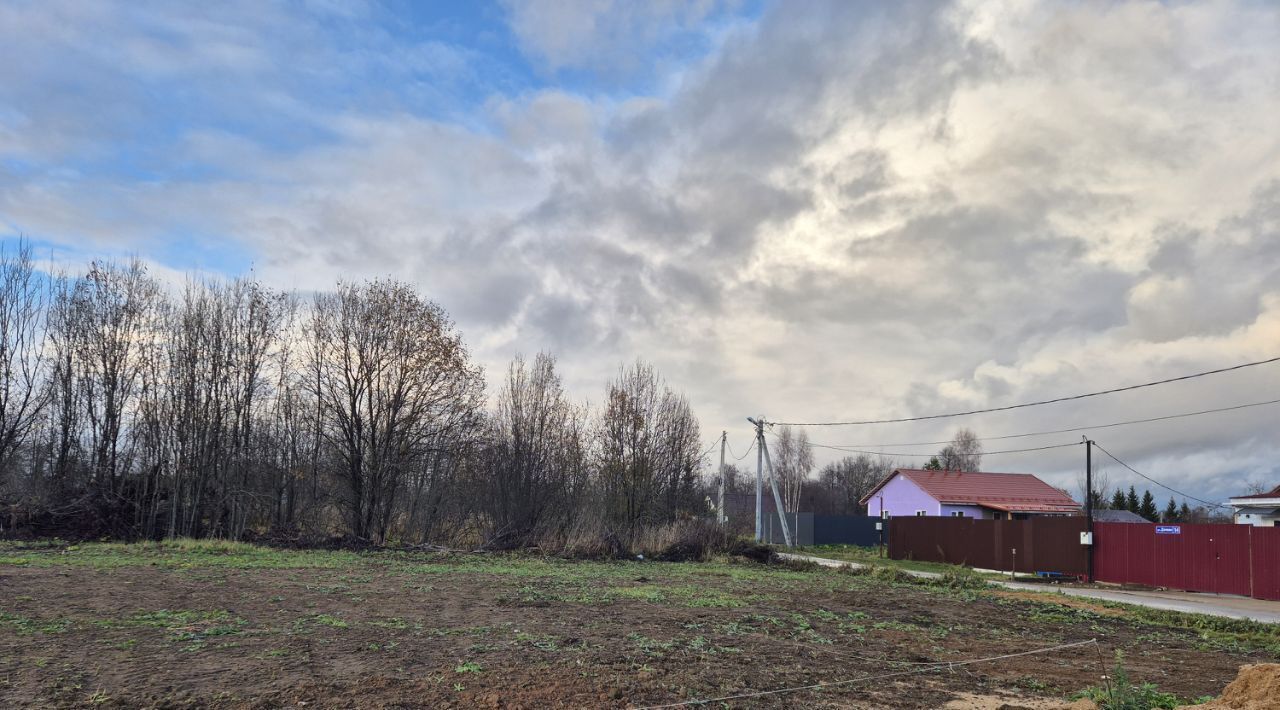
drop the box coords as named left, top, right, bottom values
left=1084, top=437, right=1094, bottom=582
left=759, top=435, right=794, bottom=548
left=717, top=431, right=727, bottom=525
left=749, top=417, right=765, bottom=541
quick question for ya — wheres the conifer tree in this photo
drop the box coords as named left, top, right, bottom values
left=1139, top=490, right=1157, bottom=521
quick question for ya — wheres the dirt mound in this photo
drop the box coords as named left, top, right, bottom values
left=1180, top=664, right=1280, bottom=709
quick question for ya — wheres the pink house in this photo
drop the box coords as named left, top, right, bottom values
left=860, top=469, right=1081, bottom=520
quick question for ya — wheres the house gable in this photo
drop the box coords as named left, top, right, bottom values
left=863, top=472, right=939, bottom=517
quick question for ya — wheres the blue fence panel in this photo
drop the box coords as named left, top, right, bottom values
left=812, top=515, right=886, bottom=547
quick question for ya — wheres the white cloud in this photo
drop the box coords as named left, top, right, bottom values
left=3, top=1, right=1280, bottom=500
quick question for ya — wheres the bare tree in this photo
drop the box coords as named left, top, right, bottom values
left=482, top=353, right=588, bottom=546
left=306, top=280, right=484, bottom=542
left=772, top=425, right=813, bottom=513
left=63, top=259, right=162, bottom=491
left=1244, top=479, right=1272, bottom=495
left=819, top=455, right=892, bottom=514
left=0, top=242, right=48, bottom=485
left=594, top=360, right=701, bottom=540
left=938, top=428, right=982, bottom=471
left=1076, top=467, right=1111, bottom=509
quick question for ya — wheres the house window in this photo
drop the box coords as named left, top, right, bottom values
left=992, top=512, right=1005, bottom=520
left=915, top=510, right=927, bottom=517
left=881, top=510, right=891, bottom=519
left=950, top=511, right=965, bottom=518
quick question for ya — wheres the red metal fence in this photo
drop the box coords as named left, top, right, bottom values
left=1094, top=522, right=1280, bottom=601
left=888, top=517, right=1087, bottom=577
left=889, top=517, right=1280, bottom=601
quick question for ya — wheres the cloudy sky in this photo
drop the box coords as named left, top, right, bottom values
left=2, top=0, right=1279, bottom=504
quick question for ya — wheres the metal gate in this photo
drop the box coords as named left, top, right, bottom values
left=1093, top=522, right=1258, bottom=598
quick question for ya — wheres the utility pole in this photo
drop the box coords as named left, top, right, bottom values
left=759, top=434, right=794, bottom=547
left=750, top=417, right=764, bottom=541
left=717, top=431, right=727, bottom=525
left=1084, top=436, right=1094, bottom=582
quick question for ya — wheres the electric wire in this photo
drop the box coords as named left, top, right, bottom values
left=776, top=429, right=1083, bottom=458
left=1091, top=441, right=1227, bottom=510
left=808, top=441, right=1081, bottom=458
left=694, top=438, right=721, bottom=464
left=773, top=355, right=1280, bottom=426
left=799, top=397, right=1280, bottom=449
left=725, top=437, right=756, bottom=462
left=636, top=638, right=1099, bottom=709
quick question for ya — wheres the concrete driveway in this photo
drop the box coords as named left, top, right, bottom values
left=777, top=552, right=1280, bottom=624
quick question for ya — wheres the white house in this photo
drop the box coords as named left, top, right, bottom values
left=1229, top=485, right=1280, bottom=527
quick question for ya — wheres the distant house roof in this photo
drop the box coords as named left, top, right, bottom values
left=860, top=469, right=1082, bottom=515
left=1230, top=484, right=1280, bottom=502
left=1092, top=509, right=1150, bottom=523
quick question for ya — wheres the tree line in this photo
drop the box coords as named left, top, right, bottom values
left=1104, top=486, right=1219, bottom=524
left=0, top=244, right=710, bottom=547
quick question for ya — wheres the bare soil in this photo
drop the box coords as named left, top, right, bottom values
left=0, top=543, right=1273, bottom=708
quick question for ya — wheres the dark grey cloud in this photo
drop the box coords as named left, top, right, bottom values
left=4, top=1, right=1280, bottom=502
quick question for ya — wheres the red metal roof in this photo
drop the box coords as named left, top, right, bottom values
left=861, top=468, right=1082, bottom=513
left=979, top=501, right=1082, bottom=514
left=1230, top=484, right=1280, bottom=500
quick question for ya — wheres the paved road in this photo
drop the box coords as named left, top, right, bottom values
left=777, top=552, right=1280, bottom=624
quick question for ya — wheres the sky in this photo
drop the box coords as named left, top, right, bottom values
left=2, top=0, right=1279, bottom=505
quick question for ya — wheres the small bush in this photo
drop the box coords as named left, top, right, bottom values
left=726, top=539, right=774, bottom=564
left=1073, top=650, right=1178, bottom=710
left=867, top=566, right=915, bottom=584
left=641, top=519, right=733, bottom=562
left=932, top=567, right=988, bottom=590
left=531, top=518, right=736, bottom=562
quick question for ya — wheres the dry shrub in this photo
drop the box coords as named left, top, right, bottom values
left=773, top=557, right=824, bottom=573
left=532, top=517, right=627, bottom=559
left=531, top=517, right=735, bottom=561
left=867, top=565, right=915, bottom=584
left=638, top=519, right=733, bottom=562
left=727, top=539, right=775, bottom=564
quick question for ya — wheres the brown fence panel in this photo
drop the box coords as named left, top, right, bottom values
left=888, top=517, right=1087, bottom=576
left=1093, top=521, right=1154, bottom=586
left=1251, top=527, right=1280, bottom=601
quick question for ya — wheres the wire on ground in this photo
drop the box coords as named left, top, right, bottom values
left=636, top=638, right=1099, bottom=709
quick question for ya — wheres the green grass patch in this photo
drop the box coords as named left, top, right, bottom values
left=309, top=614, right=349, bottom=628
left=0, top=611, right=73, bottom=635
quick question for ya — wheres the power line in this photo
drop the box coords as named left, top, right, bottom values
left=725, top=437, right=755, bottom=461
left=1091, top=441, right=1227, bottom=510
left=695, top=438, right=721, bottom=463
left=802, top=397, right=1280, bottom=449
left=774, top=355, right=1280, bottom=427
left=802, top=439, right=1083, bottom=459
